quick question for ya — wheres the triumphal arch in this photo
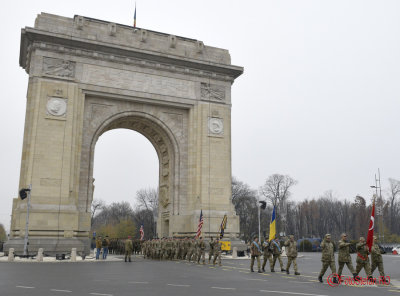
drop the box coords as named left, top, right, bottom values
left=6, top=13, right=243, bottom=254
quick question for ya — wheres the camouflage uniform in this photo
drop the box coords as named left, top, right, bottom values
left=209, top=238, right=216, bottom=263
left=270, top=239, right=285, bottom=272
left=213, top=239, right=222, bottom=266
left=261, top=239, right=272, bottom=272
left=284, top=236, right=299, bottom=274
left=197, top=238, right=206, bottom=264
left=355, top=240, right=371, bottom=277
left=124, top=238, right=133, bottom=262
left=250, top=239, right=262, bottom=272
left=371, top=240, right=385, bottom=278
left=318, top=234, right=336, bottom=281
left=338, top=236, right=355, bottom=277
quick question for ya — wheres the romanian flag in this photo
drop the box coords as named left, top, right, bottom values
left=219, top=215, right=228, bottom=239
left=366, top=198, right=376, bottom=252
left=269, top=206, right=276, bottom=240
left=133, top=3, right=137, bottom=28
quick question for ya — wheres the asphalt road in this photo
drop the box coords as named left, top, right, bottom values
left=1, top=253, right=399, bottom=296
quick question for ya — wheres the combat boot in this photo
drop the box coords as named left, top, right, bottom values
left=286, top=270, right=290, bottom=274
left=318, top=276, right=323, bottom=283
left=333, top=277, right=338, bottom=284
left=271, top=269, right=275, bottom=272
left=281, top=268, right=286, bottom=272
left=251, top=268, right=254, bottom=272
left=262, top=268, right=265, bottom=272
left=295, top=272, right=300, bottom=275
left=258, top=269, right=262, bottom=273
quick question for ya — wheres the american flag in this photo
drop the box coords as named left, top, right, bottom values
left=139, top=224, right=144, bottom=240
left=196, top=210, right=203, bottom=238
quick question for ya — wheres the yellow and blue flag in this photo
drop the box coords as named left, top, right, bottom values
left=269, top=206, right=276, bottom=240
left=133, top=3, right=137, bottom=28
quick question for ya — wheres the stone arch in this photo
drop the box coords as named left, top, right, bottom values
left=83, top=110, right=181, bottom=237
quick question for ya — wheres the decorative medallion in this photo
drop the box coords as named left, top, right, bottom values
left=47, top=97, right=67, bottom=117
left=208, top=117, right=224, bottom=135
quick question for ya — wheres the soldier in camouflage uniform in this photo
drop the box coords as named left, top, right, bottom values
left=124, top=236, right=133, bottom=262
left=182, top=237, right=189, bottom=260
left=187, top=238, right=194, bottom=262
left=318, top=234, right=337, bottom=283
left=355, top=237, right=372, bottom=278
left=284, top=235, right=300, bottom=275
left=213, top=237, right=222, bottom=266
left=250, top=237, right=262, bottom=273
left=337, top=233, right=356, bottom=279
left=209, top=237, right=215, bottom=263
left=371, top=236, right=386, bottom=280
left=270, top=238, right=285, bottom=272
left=261, top=236, right=272, bottom=272
left=197, top=237, right=206, bottom=264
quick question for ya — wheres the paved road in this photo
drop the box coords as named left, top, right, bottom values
left=1, top=253, right=399, bottom=296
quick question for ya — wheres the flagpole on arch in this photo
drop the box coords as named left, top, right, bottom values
left=133, top=2, right=137, bottom=28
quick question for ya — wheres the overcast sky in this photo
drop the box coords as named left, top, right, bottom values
left=1, top=0, right=400, bottom=230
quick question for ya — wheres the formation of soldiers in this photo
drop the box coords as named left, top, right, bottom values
left=318, top=233, right=387, bottom=283
left=249, top=235, right=300, bottom=275
left=141, top=236, right=223, bottom=265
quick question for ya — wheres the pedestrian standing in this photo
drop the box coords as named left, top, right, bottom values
left=125, top=236, right=133, bottom=262
left=102, top=235, right=109, bottom=259
left=95, top=236, right=102, bottom=260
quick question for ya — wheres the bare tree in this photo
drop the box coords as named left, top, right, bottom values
left=135, top=188, right=158, bottom=214
left=91, top=199, right=105, bottom=226
left=260, top=174, right=297, bottom=235
left=388, top=178, right=400, bottom=233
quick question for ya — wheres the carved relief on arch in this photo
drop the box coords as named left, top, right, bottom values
left=159, top=185, right=170, bottom=209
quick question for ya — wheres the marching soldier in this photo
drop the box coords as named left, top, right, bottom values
left=338, top=233, right=356, bottom=279
left=124, top=236, right=133, bottom=262
left=197, top=237, right=206, bottom=264
left=318, top=234, right=338, bottom=283
left=355, top=237, right=372, bottom=279
left=284, top=235, right=300, bottom=275
left=213, top=237, right=222, bottom=266
left=371, top=236, right=386, bottom=280
left=262, top=236, right=272, bottom=272
left=250, top=236, right=262, bottom=273
left=209, top=237, right=215, bottom=263
left=270, top=238, right=285, bottom=272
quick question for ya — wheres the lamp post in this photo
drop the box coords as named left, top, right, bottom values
left=370, top=169, right=384, bottom=242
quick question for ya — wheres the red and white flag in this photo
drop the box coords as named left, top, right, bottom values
left=366, top=199, right=375, bottom=252
left=139, top=224, right=144, bottom=241
left=196, top=210, right=203, bottom=238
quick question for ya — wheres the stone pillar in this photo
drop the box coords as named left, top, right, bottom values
left=37, top=248, right=43, bottom=262
left=8, top=248, right=14, bottom=262
left=232, top=247, right=238, bottom=258
left=71, top=248, right=77, bottom=262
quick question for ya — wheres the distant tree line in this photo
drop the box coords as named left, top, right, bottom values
left=232, top=175, right=400, bottom=243
left=91, top=175, right=400, bottom=244
left=91, top=188, right=158, bottom=240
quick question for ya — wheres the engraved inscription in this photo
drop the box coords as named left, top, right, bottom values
left=82, top=64, right=196, bottom=99
left=40, top=178, right=62, bottom=187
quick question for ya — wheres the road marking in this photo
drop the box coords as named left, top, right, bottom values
left=167, top=284, right=190, bottom=287
left=389, top=290, right=400, bottom=293
left=16, top=286, right=35, bottom=289
left=50, top=289, right=72, bottom=293
left=289, top=281, right=314, bottom=284
left=90, top=293, right=113, bottom=296
left=260, top=291, right=328, bottom=296
left=128, top=281, right=149, bottom=284
left=246, top=278, right=268, bottom=282
left=239, top=271, right=250, bottom=273
left=211, top=287, right=236, bottom=290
